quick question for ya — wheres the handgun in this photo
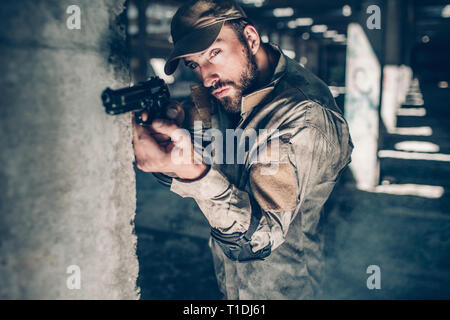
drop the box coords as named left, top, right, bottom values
left=101, top=76, right=171, bottom=125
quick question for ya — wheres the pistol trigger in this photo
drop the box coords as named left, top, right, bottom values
left=134, top=111, right=144, bottom=125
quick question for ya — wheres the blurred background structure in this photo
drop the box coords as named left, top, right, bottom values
left=132, top=0, right=450, bottom=299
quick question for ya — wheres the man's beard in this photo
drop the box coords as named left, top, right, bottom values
left=212, top=44, right=258, bottom=114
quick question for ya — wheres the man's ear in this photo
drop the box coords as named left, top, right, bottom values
left=243, top=25, right=260, bottom=55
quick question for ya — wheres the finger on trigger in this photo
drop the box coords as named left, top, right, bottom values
left=141, top=112, right=148, bottom=122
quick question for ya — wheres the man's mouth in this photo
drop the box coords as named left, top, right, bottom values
left=212, top=87, right=230, bottom=98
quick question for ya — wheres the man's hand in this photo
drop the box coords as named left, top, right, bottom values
left=132, top=101, right=208, bottom=181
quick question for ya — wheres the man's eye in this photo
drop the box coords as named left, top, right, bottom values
left=211, top=49, right=221, bottom=57
left=188, top=62, right=199, bottom=70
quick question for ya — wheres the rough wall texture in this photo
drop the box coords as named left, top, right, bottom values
left=0, top=0, right=139, bottom=299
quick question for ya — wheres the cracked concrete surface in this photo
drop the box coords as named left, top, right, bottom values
left=0, top=0, right=139, bottom=299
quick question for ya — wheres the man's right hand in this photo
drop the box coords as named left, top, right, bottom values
left=131, top=100, right=207, bottom=180
left=132, top=101, right=185, bottom=170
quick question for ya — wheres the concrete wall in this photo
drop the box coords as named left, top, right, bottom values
left=0, top=1, right=139, bottom=299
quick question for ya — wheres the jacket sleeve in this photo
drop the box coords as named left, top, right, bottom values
left=170, top=121, right=339, bottom=260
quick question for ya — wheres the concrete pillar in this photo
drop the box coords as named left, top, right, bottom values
left=0, top=1, right=139, bottom=299
left=344, top=1, right=385, bottom=189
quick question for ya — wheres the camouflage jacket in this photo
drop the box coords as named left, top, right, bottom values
left=170, top=44, right=354, bottom=299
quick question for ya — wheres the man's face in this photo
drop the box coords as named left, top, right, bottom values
left=183, top=25, right=258, bottom=114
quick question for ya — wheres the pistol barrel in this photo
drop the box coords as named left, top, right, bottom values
left=100, top=76, right=170, bottom=119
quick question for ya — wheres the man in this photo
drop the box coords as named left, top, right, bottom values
left=133, top=0, right=353, bottom=299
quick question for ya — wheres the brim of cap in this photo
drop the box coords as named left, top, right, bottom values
left=164, top=21, right=224, bottom=75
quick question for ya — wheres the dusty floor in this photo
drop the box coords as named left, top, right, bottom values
left=136, top=227, right=222, bottom=299
left=134, top=169, right=450, bottom=300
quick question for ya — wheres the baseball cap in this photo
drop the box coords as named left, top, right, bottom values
left=164, top=0, right=247, bottom=75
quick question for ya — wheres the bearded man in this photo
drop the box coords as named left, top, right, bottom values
left=132, top=0, right=354, bottom=299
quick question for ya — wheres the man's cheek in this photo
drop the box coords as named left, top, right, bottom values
left=228, top=86, right=240, bottom=98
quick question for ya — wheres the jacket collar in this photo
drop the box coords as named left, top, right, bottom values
left=240, top=43, right=287, bottom=115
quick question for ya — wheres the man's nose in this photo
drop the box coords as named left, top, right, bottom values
left=201, top=64, right=219, bottom=88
